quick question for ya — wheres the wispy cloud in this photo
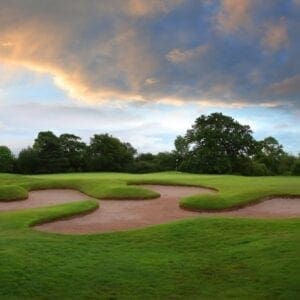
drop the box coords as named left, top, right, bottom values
left=166, top=45, right=209, bottom=64
left=262, top=17, right=289, bottom=51
left=268, top=74, right=300, bottom=95
left=0, top=0, right=299, bottom=112
left=216, top=0, right=253, bottom=33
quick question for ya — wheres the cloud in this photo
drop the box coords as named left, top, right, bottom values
left=166, top=45, right=209, bottom=64
left=262, top=17, right=289, bottom=51
left=0, top=0, right=299, bottom=111
left=128, top=0, right=183, bottom=16
left=294, top=0, right=300, bottom=6
left=0, top=101, right=201, bottom=153
left=216, top=0, right=253, bottom=33
left=268, top=74, right=300, bottom=96
left=0, top=0, right=180, bottom=103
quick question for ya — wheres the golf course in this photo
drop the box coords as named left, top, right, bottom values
left=1, top=0, right=300, bottom=298
left=0, top=172, right=299, bottom=299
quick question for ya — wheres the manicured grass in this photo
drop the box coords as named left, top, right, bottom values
left=0, top=177, right=160, bottom=201
left=0, top=172, right=299, bottom=299
left=0, top=207, right=299, bottom=299
left=2, top=172, right=300, bottom=210
left=0, top=185, right=28, bottom=201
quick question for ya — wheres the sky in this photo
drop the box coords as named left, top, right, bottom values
left=0, top=0, right=299, bottom=154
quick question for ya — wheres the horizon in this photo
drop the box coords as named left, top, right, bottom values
left=0, top=0, right=299, bottom=155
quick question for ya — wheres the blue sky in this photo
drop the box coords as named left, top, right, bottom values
left=0, top=0, right=299, bottom=154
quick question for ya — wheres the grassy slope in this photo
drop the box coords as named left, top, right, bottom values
left=0, top=173, right=160, bottom=201
left=1, top=172, right=300, bottom=210
left=0, top=172, right=299, bottom=299
left=0, top=185, right=27, bottom=201
left=0, top=207, right=299, bottom=299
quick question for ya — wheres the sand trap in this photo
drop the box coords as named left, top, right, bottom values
left=36, top=185, right=209, bottom=234
left=0, top=185, right=299, bottom=234
left=217, top=197, right=300, bottom=219
left=0, top=189, right=87, bottom=211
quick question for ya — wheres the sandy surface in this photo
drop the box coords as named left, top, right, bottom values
left=0, top=189, right=87, bottom=211
left=217, top=197, right=300, bottom=219
left=36, top=185, right=209, bottom=234
left=0, top=185, right=299, bottom=234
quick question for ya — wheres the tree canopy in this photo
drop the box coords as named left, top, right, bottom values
left=88, top=134, right=136, bottom=172
left=175, top=113, right=257, bottom=174
left=0, top=146, right=15, bottom=173
left=0, top=113, right=298, bottom=176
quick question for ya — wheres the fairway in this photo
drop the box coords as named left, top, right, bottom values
left=1, top=183, right=299, bottom=234
left=0, top=172, right=299, bottom=299
left=1, top=1, right=300, bottom=299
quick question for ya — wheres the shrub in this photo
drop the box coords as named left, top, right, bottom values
left=291, top=160, right=300, bottom=175
left=131, top=161, right=157, bottom=173
left=0, top=146, right=15, bottom=173
left=240, top=160, right=270, bottom=176
left=251, top=162, right=270, bottom=176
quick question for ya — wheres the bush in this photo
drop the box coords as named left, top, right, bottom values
left=240, top=160, right=270, bottom=176
left=0, top=146, right=15, bottom=173
left=252, top=162, right=270, bottom=176
left=131, top=161, right=157, bottom=173
left=291, top=160, right=300, bottom=175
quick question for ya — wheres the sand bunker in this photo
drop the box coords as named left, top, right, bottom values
left=217, top=197, right=300, bottom=219
left=0, top=185, right=299, bottom=234
left=35, top=185, right=208, bottom=234
left=0, top=189, right=86, bottom=211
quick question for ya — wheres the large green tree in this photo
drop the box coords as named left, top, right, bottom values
left=175, top=113, right=257, bottom=174
left=291, top=159, right=300, bottom=175
left=59, top=134, right=87, bottom=171
left=132, top=152, right=176, bottom=173
left=0, top=146, right=15, bottom=173
left=33, top=131, right=67, bottom=173
left=88, top=134, right=136, bottom=172
left=17, top=147, right=40, bottom=174
left=255, top=137, right=287, bottom=174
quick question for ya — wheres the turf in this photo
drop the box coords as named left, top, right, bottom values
left=0, top=185, right=28, bottom=201
left=0, top=172, right=299, bottom=299
left=2, top=172, right=300, bottom=210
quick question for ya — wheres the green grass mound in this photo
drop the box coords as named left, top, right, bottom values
left=29, top=199, right=99, bottom=228
left=0, top=185, right=28, bottom=202
left=180, top=189, right=300, bottom=211
left=0, top=172, right=299, bottom=298
left=19, top=179, right=160, bottom=200
left=100, top=186, right=160, bottom=199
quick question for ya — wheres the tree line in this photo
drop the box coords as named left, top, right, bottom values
left=0, top=113, right=300, bottom=176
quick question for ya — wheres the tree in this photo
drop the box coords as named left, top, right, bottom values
left=132, top=152, right=176, bottom=173
left=154, top=152, right=176, bottom=171
left=255, top=137, right=286, bottom=174
left=175, top=113, right=257, bottom=174
left=59, top=134, right=87, bottom=171
left=17, top=147, right=40, bottom=174
left=88, top=134, right=136, bottom=172
left=174, top=135, right=189, bottom=169
left=132, top=153, right=157, bottom=173
left=291, top=159, right=300, bottom=175
left=0, top=146, right=15, bottom=173
left=33, top=131, right=67, bottom=173
left=278, top=154, right=296, bottom=175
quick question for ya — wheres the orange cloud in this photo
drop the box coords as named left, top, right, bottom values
left=262, top=18, right=289, bottom=51
left=268, top=75, right=300, bottom=95
left=216, top=0, right=253, bottom=33
left=0, top=0, right=298, bottom=110
left=166, top=45, right=209, bottom=64
left=128, top=0, right=183, bottom=16
left=0, top=11, right=159, bottom=103
left=294, top=0, right=300, bottom=6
